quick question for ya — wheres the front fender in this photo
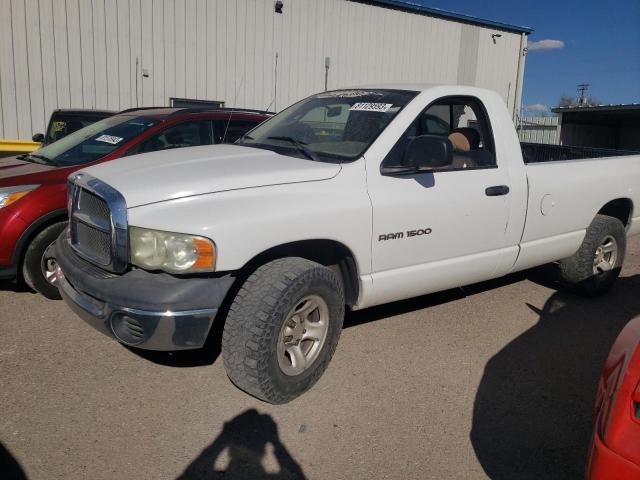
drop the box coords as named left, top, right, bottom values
left=126, top=162, right=372, bottom=275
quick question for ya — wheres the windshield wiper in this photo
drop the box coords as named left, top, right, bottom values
left=237, top=133, right=254, bottom=143
left=266, top=136, right=320, bottom=162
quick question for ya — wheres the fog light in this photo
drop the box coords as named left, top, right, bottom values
left=111, top=313, right=145, bottom=345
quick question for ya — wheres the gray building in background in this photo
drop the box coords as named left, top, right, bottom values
left=0, top=0, right=531, bottom=140
left=553, top=104, right=640, bottom=151
left=517, top=116, right=559, bottom=144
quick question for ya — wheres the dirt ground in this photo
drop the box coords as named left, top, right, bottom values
left=2, top=236, right=639, bottom=479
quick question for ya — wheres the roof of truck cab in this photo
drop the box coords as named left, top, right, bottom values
left=347, top=83, right=496, bottom=94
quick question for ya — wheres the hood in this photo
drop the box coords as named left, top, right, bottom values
left=81, top=144, right=342, bottom=208
left=0, top=156, right=56, bottom=183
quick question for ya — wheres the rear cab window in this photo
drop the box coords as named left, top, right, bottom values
left=45, top=112, right=113, bottom=144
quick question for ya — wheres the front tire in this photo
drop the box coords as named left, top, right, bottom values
left=222, top=257, right=345, bottom=404
left=22, top=221, right=67, bottom=300
left=558, top=214, right=626, bottom=296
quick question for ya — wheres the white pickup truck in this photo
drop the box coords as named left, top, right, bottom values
left=55, top=85, right=640, bottom=403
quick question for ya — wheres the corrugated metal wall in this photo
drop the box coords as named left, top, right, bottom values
left=0, top=0, right=524, bottom=140
left=517, top=116, right=560, bottom=144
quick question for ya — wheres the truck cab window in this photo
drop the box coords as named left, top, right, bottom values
left=383, top=97, right=496, bottom=170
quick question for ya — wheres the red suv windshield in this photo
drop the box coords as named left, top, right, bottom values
left=35, top=115, right=160, bottom=166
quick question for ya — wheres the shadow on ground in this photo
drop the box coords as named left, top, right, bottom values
left=0, top=441, right=28, bottom=480
left=0, top=279, right=33, bottom=295
left=177, top=409, right=306, bottom=480
left=127, top=266, right=552, bottom=368
left=471, top=274, right=640, bottom=479
left=131, top=269, right=534, bottom=368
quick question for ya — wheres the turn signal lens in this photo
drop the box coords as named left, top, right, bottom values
left=192, top=237, right=215, bottom=270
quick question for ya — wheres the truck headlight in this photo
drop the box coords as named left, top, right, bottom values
left=129, top=226, right=216, bottom=273
left=0, top=185, right=39, bottom=208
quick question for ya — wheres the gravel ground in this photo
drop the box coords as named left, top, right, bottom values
left=2, top=236, right=639, bottom=480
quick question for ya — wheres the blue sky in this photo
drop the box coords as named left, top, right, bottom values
left=415, top=0, right=640, bottom=113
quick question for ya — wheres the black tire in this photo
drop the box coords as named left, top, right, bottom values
left=222, top=257, right=345, bottom=404
left=22, top=221, right=67, bottom=300
left=558, top=214, right=626, bottom=296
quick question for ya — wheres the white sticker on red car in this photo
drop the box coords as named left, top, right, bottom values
left=95, top=134, right=124, bottom=144
left=349, top=102, right=393, bottom=113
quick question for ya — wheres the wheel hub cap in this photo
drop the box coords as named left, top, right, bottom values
left=41, top=242, right=58, bottom=285
left=277, top=295, right=330, bottom=376
left=593, top=235, right=618, bottom=275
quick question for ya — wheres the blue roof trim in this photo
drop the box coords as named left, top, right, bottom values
left=357, top=0, right=534, bottom=34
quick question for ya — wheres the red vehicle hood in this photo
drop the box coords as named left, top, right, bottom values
left=0, top=156, right=56, bottom=183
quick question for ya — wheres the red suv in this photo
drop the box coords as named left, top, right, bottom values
left=0, top=107, right=270, bottom=298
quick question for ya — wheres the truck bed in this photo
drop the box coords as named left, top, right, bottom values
left=521, top=142, right=640, bottom=164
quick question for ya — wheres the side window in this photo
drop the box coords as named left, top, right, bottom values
left=382, top=97, right=496, bottom=170
left=129, top=120, right=213, bottom=155
left=217, top=120, right=259, bottom=143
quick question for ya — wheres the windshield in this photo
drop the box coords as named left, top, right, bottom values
left=44, top=112, right=113, bottom=144
left=35, top=115, right=160, bottom=166
left=236, top=89, right=418, bottom=162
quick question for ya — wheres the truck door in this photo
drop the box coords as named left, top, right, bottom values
left=366, top=96, right=515, bottom=305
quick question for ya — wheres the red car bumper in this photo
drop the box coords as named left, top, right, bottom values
left=0, top=207, right=27, bottom=278
left=586, top=433, right=640, bottom=479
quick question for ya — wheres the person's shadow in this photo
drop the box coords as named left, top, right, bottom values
left=177, top=409, right=306, bottom=480
left=0, top=442, right=28, bottom=480
left=471, top=274, right=640, bottom=479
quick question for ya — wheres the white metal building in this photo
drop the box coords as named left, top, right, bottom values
left=518, top=116, right=560, bottom=145
left=0, top=0, right=531, bottom=140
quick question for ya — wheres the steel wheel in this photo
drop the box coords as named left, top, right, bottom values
left=40, top=241, right=58, bottom=286
left=593, top=235, right=618, bottom=275
left=277, top=294, right=330, bottom=376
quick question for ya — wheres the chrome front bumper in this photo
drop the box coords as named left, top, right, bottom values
left=56, top=266, right=218, bottom=351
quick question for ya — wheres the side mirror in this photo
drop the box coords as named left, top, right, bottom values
left=403, top=135, right=453, bottom=171
left=32, top=133, right=44, bottom=143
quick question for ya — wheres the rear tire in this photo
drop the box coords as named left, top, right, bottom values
left=22, top=221, right=67, bottom=300
left=222, top=257, right=344, bottom=404
left=558, top=214, right=626, bottom=296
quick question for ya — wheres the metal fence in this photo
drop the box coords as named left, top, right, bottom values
left=517, top=116, right=559, bottom=144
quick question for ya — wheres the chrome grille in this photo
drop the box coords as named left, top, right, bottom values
left=77, top=189, right=110, bottom=222
left=73, top=222, right=111, bottom=264
left=68, top=173, right=129, bottom=273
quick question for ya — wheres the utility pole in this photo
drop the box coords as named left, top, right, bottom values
left=577, top=84, right=590, bottom=106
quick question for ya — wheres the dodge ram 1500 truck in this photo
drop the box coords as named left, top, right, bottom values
left=54, top=85, right=640, bottom=403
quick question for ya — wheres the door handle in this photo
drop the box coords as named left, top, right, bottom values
left=485, top=185, right=510, bottom=196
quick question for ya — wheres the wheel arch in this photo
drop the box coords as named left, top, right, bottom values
left=597, top=198, right=633, bottom=227
left=13, top=209, right=68, bottom=271
left=237, top=239, right=360, bottom=307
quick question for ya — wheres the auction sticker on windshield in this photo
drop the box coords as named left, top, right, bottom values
left=95, top=134, right=124, bottom=144
left=350, top=103, right=393, bottom=113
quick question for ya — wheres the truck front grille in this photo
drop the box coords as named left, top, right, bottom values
left=67, top=174, right=129, bottom=273
left=72, top=221, right=112, bottom=265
